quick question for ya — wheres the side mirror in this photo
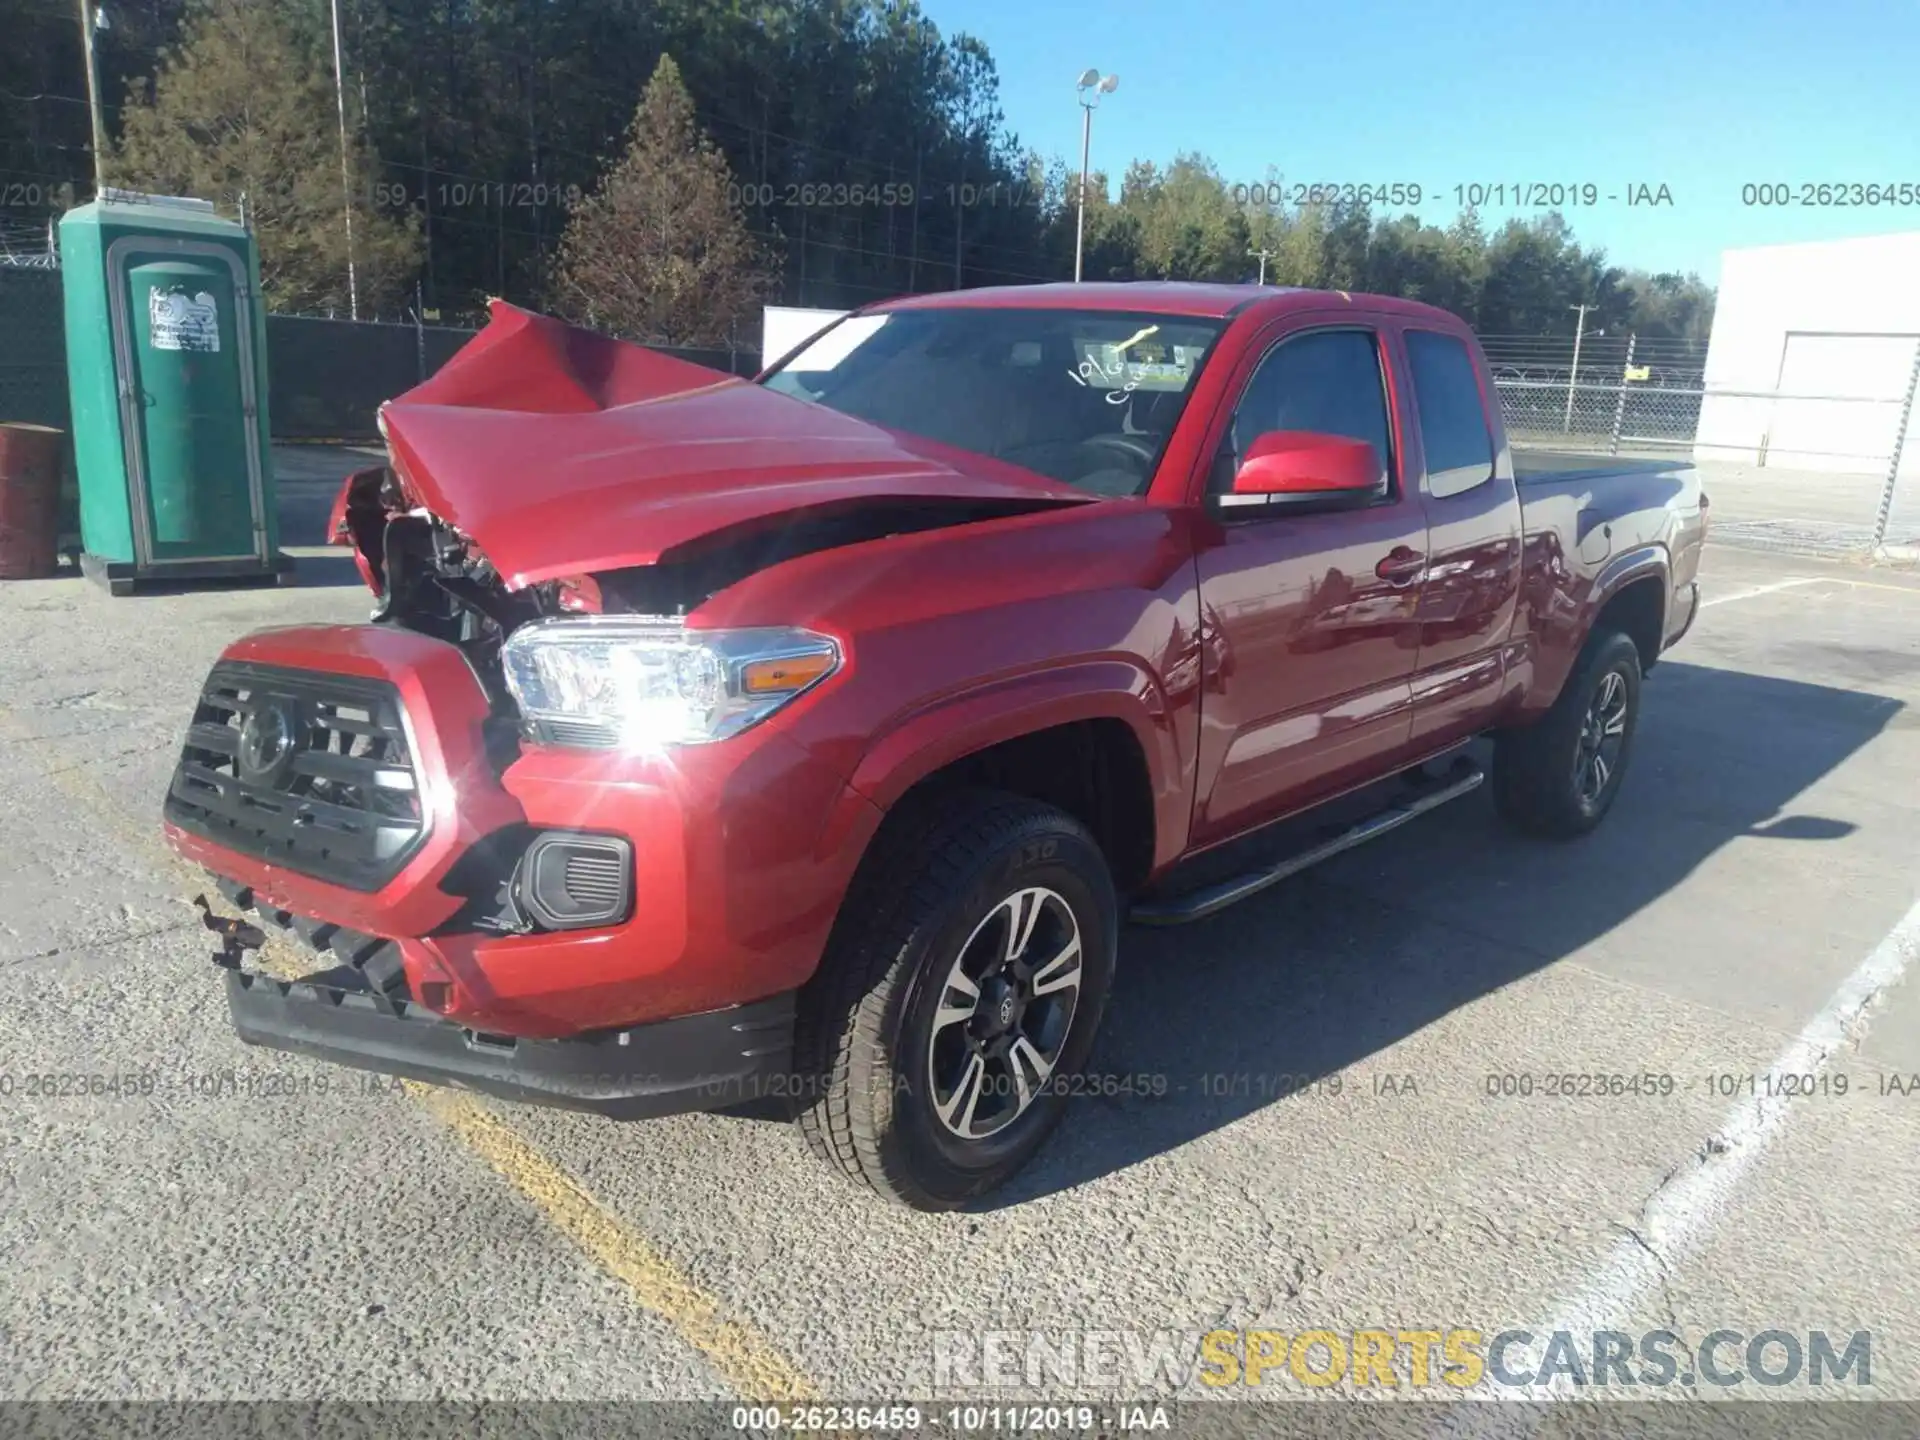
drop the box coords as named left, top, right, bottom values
left=1230, top=430, right=1381, bottom=501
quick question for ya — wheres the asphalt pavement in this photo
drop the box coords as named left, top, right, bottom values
left=1, top=514, right=1917, bottom=1416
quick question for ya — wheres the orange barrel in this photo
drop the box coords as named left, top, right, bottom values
left=0, top=423, right=64, bottom=578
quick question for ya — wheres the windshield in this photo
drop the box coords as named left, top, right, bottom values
left=760, top=307, right=1225, bottom=495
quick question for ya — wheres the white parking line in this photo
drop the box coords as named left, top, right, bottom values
left=1699, top=577, right=1822, bottom=608
left=1520, top=894, right=1920, bottom=1402
left=1425, top=896, right=1920, bottom=1433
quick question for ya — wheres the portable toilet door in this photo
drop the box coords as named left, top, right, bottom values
left=102, top=231, right=277, bottom=583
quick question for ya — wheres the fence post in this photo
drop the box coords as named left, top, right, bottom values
left=1870, top=338, right=1920, bottom=554
left=1562, top=305, right=1590, bottom=432
left=1608, top=334, right=1636, bottom=457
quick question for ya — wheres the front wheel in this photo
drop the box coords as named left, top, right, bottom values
left=1493, top=629, right=1643, bottom=838
left=794, top=792, right=1118, bottom=1209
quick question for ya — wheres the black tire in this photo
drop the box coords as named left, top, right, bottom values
left=793, top=790, right=1118, bottom=1210
left=1493, top=629, right=1643, bottom=839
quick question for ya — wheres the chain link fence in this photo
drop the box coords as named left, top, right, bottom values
left=1488, top=331, right=1920, bottom=562
left=265, top=313, right=762, bottom=441
left=0, top=261, right=78, bottom=540
left=0, top=255, right=764, bottom=445
left=6, top=258, right=1918, bottom=563
left=1484, top=332, right=1708, bottom=455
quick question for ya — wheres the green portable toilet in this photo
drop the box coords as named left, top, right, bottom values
left=58, top=188, right=292, bottom=592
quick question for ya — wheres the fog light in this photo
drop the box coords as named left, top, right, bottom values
left=515, top=831, right=634, bottom=930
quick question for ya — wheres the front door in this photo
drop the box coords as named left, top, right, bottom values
left=1190, top=321, right=1429, bottom=845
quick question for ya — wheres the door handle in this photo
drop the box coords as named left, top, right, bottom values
left=1375, top=548, right=1426, bottom=585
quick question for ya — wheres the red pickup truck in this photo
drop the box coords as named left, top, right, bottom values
left=166, top=284, right=1706, bottom=1207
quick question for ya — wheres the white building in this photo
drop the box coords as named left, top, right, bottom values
left=761, top=305, right=848, bottom=367
left=1694, top=232, right=1920, bottom=477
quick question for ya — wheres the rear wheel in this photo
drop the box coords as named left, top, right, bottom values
left=1493, top=629, right=1643, bottom=838
left=794, top=792, right=1117, bottom=1209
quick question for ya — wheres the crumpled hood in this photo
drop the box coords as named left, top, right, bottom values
left=376, top=301, right=1095, bottom=590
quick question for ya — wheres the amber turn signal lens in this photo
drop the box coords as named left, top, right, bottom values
left=740, top=650, right=837, bottom=694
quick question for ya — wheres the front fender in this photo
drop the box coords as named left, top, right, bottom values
left=845, top=658, right=1191, bottom=871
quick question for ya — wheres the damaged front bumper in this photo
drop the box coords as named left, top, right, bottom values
left=197, top=879, right=798, bottom=1119
left=163, top=621, right=883, bottom=1116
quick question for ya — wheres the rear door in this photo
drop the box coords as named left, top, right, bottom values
left=1188, top=314, right=1429, bottom=845
left=1399, top=325, right=1523, bottom=747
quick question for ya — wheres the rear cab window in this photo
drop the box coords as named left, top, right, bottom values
left=1405, top=330, right=1495, bottom=497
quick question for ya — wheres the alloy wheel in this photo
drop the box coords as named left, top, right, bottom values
left=926, top=886, right=1083, bottom=1141
left=1574, top=667, right=1630, bottom=806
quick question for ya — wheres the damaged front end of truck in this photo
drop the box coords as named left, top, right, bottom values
left=164, top=300, right=1092, bottom=1117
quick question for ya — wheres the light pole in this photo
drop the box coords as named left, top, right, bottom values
left=329, top=0, right=359, bottom=320
left=75, top=0, right=107, bottom=192
left=1074, top=68, right=1117, bottom=283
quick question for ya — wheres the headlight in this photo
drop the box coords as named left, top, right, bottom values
left=500, top=616, right=840, bottom=748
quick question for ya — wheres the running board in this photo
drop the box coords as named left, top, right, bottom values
left=1129, top=759, right=1486, bottom=926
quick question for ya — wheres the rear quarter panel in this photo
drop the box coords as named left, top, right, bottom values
left=1509, top=454, right=1707, bottom=717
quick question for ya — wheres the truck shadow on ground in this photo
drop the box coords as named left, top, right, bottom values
left=982, top=659, right=1905, bottom=1209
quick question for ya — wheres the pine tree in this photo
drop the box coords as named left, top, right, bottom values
left=111, top=0, right=420, bottom=315
left=548, top=54, right=774, bottom=347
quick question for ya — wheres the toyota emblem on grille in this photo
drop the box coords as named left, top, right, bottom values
left=238, top=698, right=299, bottom=783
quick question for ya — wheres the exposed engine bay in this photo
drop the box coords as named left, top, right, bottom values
left=329, top=300, right=1102, bottom=705
left=333, top=460, right=1057, bottom=694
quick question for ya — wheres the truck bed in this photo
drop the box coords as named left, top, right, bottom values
left=1513, top=448, right=1695, bottom=487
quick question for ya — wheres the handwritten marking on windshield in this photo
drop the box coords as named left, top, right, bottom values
left=1068, top=355, right=1127, bottom=386
left=1067, top=353, right=1141, bottom=405
left=1069, top=325, right=1165, bottom=404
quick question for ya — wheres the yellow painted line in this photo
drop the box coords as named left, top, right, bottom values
left=0, top=702, right=822, bottom=1402
left=410, top=1082, right=819, bottom=1402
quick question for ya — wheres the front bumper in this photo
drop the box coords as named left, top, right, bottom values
left=163, top=623, right=883, bottom=1046
left=224, top=963, right=797, bottom=1119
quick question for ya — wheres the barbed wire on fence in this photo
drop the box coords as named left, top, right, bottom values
left=0, top=216, right=58, bottom=268
left=1479, top=332, right=1709, bottom=366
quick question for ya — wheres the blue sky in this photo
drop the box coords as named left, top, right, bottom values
left=935, top=0, right=1920, bottom=283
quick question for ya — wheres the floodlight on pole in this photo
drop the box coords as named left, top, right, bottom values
left=1073, top=69, right=1118, bottom=283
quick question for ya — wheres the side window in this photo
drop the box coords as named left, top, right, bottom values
left=1218, top=329, right=1393, bottom=498
left=1405, top=330, right=1494, bottom=498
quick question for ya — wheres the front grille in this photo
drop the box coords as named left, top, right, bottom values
left=165, top=662, right=428, bottom=891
